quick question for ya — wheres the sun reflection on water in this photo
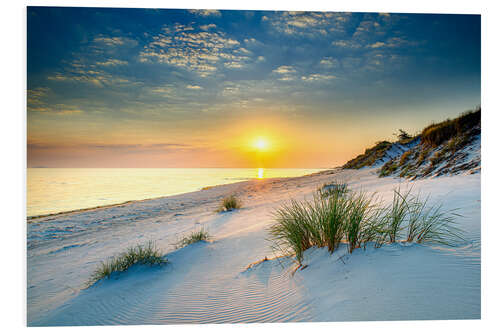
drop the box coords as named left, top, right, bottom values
left=257, top=168, right=264, bottom=179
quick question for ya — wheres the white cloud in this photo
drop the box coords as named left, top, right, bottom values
left=272, top=65, right=296, bottom=74
left=369, top=41, right=386, bottom=48
left=139, top=25, right=250, bottom=76
left=200, top=24, right=217, bottom=31
left=332, top=40, right=361, bottom=48
left=301, top=74, right=336, bottom=82
left=186, top=85, right=203, bottom=90
left=93, top=36, right=138, bottom=48
left=96, top=59, right=128, bottom=66
left=188, top=9, right=221, bottom=17
left=319, top=57, right=339, bottom=68
left=264, top=11, right=352, bottom=37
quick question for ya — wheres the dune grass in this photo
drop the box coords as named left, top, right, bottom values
left=175, top=228, right=211, bottom=249
left=87, top=241, right=167, bottom=287
left=318, top=180, right=348, bottom=198
left=269, top=187, right=463, bottom=264
left=383, top=187, right=412, bottom=243
left=217, top=194, right=242, bottom=212
left=421, top=108, right=480, bottom=147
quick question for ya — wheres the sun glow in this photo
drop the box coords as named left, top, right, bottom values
left=257, top=168, right=264, bottom=179
left=252, top=137, right=270, bottom=151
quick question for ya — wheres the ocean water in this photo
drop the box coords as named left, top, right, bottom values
left=27, top=168, right=324, bottom=217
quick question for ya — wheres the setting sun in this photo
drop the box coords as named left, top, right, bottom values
left=252, top=137, right=270, bottom=151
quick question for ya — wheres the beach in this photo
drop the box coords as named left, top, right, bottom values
left=27, top=167, right=480, bottom=325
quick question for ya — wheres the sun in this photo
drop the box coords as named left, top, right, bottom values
left=252, top=137, right=270, bottom=151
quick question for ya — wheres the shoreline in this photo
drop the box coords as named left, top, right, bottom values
left=27, top=168, right=335, bottom=222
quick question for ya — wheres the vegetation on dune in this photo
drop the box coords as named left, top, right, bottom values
left=342, top=107, right=480, bottom=179
left=175, top=228, right=211, bottom=249
left=217, top=194, right=242, bottom=212
left=394, top=129, right=413, bottom=142
left=343, top=140, right=392, bottom=169
left=87, top=241, right=167, bottom=287
left=421, top=107, right=480, bottom=147
left=269, top=184, right=463, bottom=264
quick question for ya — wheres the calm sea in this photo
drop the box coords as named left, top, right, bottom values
left=27, top=168, right=324, bottom=217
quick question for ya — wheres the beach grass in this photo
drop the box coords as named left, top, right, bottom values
left=87, top=241, right=167, bottom=287
left=217, top=194, right=242, bottom=212
left=175, top=228, right=211, bottom=249
left=383, top=187, right=412, bottom=243
left=269, top=186, right=463, bottom=264
left=318, top=180, right=348, bottom=198
left=421, top=107, right=480, bottom=147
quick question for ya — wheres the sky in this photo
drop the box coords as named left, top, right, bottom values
left=27, top=7, right=481, bottom=168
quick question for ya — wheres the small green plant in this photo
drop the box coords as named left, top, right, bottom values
left=217, top=195, right=242, bottom=212
left=417, top=147, right=431, bottom=166
left=394, top=129, right=412, bottom=141
left=175, top=229, right=211, bottom=249
left=399, top=150, right=413, bottom=166
left=318, top=181, right=348, bottom=198
left=379, top=159, right=398, bottom=177
left=87, top=241, right=167, bottom=287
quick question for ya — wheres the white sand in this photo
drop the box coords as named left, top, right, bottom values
left=27, top=168, right=480, bottom=325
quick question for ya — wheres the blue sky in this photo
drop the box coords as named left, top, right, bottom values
left=27, top=8, right=480, bottom=168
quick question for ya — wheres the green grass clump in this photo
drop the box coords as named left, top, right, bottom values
left=175, top=229, right=211, bottom=248
left=87, top=241, right=167, bottom=287
left=318, top=181, right=348, bottom=198
left=217, top=195, right=242, bottom=212
left=379, top=159, right=398, bottom=177
left=269, top=187, right=464, bottom=264
left=417, top=147, right=431, bottom=166
left=382, top=188, right=412, bottom=243
left=270, top=192, right=350, bottom=263
left=343, top=192, right=380, bottom=253
left=399, top=150, right=412, bottom=166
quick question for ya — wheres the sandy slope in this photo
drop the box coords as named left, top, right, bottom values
left=27, top=168, right=480, bottom=325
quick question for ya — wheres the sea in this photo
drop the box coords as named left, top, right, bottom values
left=27, top=168, right=325, bottom=218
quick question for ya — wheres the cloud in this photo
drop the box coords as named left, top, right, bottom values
left=186, top=84, right=203, bottom=90
left=188, top=9, right=221, bottom=17
left=319, top=57, right=339, bottom=68
left=29, top=143, right=192, bottom=154
left=96, top=59, right=128, bottom=66
left=93, top=36, right=138, bottom=48
left=301, top=74, right=336, bottom=82
left=27, top=87, right=50, bottom=106
left=332, top=40, right=361, bottom=48
left=200, top=24, right=217, bottom=31
left=271, top=65, right=298, bottom=81
left=27, top=88, right=83, bottom=115
left=28, top=103, right=83, bottom=115
left=263, top=11, right=352, bottom=37
left=139, top=24, right=251, bottom=76
left=369, top=41, right=386, bottom=48
left=272, top=65, right=296, bottom=74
